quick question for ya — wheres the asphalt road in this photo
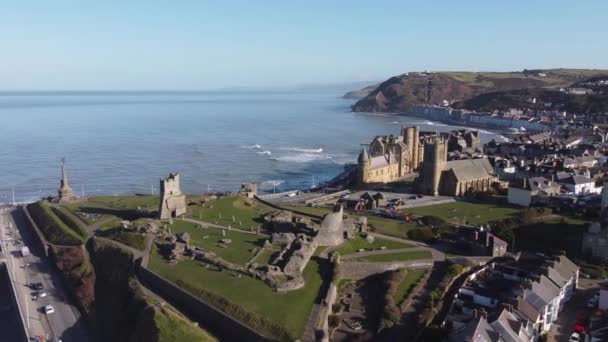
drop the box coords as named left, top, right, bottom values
left=0, top=206, right=92, bottom=342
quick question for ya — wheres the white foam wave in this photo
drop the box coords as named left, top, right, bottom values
left=241, top=144, right=262, bottom=149
left=424, top=120, right=447, bottom=127
left=391, top=121, right=399, bottom=124
left=256, top=150, right=272, bottom=156
left=281, top=147, right=323, bottom=153
left=275, top=153, right=332, bottom=163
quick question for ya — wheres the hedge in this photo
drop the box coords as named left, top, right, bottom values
left=28, top=201, right=83, bottom=245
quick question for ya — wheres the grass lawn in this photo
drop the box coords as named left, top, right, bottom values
left=367, top=216, right=419, bottom=238
left=89, top=195, right=160, bottom=210
left=281, top=205, right=418, bottom=239
left=336, top=235, right=413, bottom=255
left=170, top=220, right=268, bottom=265
left=405, top=201, right=520, bottom=225
left=188, top=196, right=274, bottom=230
left=393, top=269, right=426, bottom=305
left=352, top=250, right=432, bottom=263
left=514, top=215, right=590, bottom=258
left=98, top=229, right=146, bottom=250
left=253, top=247, right=280, bottom=265
left=97, top=218, right=121, bottom=231
left=149, top=246, right=323, bottom=340
left=154, top=306, right=217, bottom=342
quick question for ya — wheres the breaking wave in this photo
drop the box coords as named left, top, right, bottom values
left=275, top=153, right=333, bottom=163
left=256, top=150, right=272, bottom=156
left=280, top=147, right=323, bottom=153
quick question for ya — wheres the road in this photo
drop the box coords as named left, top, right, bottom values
left=0, top=206, right=92, bottom=342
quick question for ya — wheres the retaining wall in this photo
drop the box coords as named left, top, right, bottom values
left=138, top=267, right=270, bottom=342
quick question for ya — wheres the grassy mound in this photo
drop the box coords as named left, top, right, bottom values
left=28, top=201, right=84, bottom=245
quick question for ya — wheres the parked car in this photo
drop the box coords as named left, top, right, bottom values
left=569, top=332, right=581, bottom=342
left=43, top=305, right=54, bottom=314
left=29, top=282, right=44, bottom=290
left=408, top=195, right=417, bottom=200
left=32, top=291, right=48, bottom=300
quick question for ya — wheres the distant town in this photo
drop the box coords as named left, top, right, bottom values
left=4, top=69, right=608, bottom=342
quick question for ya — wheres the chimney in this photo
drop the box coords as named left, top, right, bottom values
left=479, top=309, right=488, bottom=320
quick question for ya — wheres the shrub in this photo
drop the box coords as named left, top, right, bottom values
left=98, top=228, right=146, bottom=250
left=407, top=227, right=435, bottom=243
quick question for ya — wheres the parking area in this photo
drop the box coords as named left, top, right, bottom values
left=548, top=278, right=602, bottom=342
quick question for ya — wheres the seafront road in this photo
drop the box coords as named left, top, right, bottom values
left=1, top=206, right=92, bottom=342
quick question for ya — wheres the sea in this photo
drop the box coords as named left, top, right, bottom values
left=0, top=90, right=506, bottom=203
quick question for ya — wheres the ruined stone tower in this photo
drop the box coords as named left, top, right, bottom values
left=158, top=173, right=187, bottom=219
left=56, top=158, right=79, bottom=203
left=420, top=136, right=447, bottom=196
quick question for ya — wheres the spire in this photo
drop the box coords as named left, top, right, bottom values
left=358, top=145, right=370, bottom=164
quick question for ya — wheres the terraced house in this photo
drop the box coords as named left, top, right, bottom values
left=445, top=253, right=579, bottom=341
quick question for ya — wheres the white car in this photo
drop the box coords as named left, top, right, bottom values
left=37, top=291, right=48, bottom=298
left=43, top=305, right=54, bottom=314
left=569, top=332, right=580, bottom=342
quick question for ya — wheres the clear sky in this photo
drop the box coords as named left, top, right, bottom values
left=1, top=1, right=607, bottom=90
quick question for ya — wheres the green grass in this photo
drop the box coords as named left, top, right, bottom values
left=89, top=195, right=160, bottom=210
left=149, top=246, right=323, bottom=340
left=367, top=216, right=419, bottom=238
left=335, top=235, right=413, bottom=255
left=188, top=196, right=274, bottom=229
left=170, top=220, right=268, bottom=265
left=155, top=306, right=217, bottom=342
left=97, top=218, right=121, bottom=231
left=98, top=229, right=146, bottom=250
left=393, top=269, right=426, bottom=305
left=352, top=250, right=432, bottom=263
left=281, top=204, right=418, bottom=238
left=405, top=201, right=520, bottom=225
left=28, top=201, right=84, bottom=245
left=253, top=247, right=280, bottom=265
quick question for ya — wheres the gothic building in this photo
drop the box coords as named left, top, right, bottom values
left=358, top=126, right=481, bottom=185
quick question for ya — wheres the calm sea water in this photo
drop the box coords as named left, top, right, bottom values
left=0, top=91, right=503, bottom=203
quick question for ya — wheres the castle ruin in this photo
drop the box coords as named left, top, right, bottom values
left=158, top=173, right=187, bottom=219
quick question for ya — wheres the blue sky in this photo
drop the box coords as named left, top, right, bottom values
left=1, top=1, right=607, bottom=90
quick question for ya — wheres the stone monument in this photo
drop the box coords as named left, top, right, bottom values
left=158, top=173, right=187, bottom=220
left=56, top=158, right=79, bottom=203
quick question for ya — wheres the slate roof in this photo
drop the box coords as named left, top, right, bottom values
left=446, top=157, right=496, bottom=182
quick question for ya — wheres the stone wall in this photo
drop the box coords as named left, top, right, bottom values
left=138, top=267, right=270, bottom=342
left=314, top=282, right=338, bottom=342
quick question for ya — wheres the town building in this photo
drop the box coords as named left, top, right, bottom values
left=507, top=177, right=562, bottom=207
left=357, top=126, right=480, bottom=185
left=417, top=136, right=497, bottom=196
left=445, top=253, right=579, bottom=341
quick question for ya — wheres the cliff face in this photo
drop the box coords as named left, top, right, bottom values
left=352, top=73, right=474, bottom=112
left=350, top=69, right=608, bottom=113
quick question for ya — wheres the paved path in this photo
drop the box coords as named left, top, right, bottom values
left=341, top=247, right=430, bottom=260
left=340, top=260, right=433, bottom=281
left=370, top=232, right=446, bottom=261
left=181, top=217, right=269, bottom=236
